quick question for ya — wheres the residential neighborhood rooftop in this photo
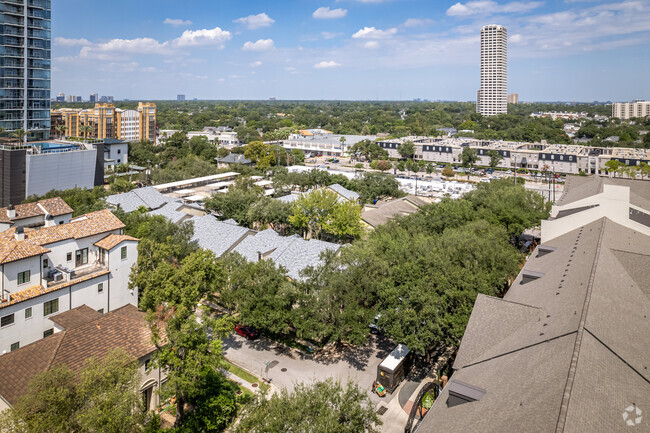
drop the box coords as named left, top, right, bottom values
left=0, top=198, right=73, bottom=223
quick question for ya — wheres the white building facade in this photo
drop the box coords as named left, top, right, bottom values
left=0, top=208, right=138, bottom=355
left=612, top=100, right=650, bottom=120
left=477, top=24, right=508, bottom=117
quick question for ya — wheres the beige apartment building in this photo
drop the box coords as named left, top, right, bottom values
left=51, top=102, right=157, bottom=143
left=612, top=100, right=650, bottom=119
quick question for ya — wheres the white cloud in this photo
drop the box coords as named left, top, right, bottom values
left=352, top=26, right=398, bottom=39
left=320, top=31, right=343, bottom=39
left=314, top=60, right=341, bottom=69
left=81, top=38, right=167, bottom=57
left=363, top=41, right=380, bottom=49
left=242, top=39, right=275, bottom=51
left=313, top=7, right=348, bottom=19
left=403, top=18, right=434, bottom=27
left=447, top=1, right=544, bottom=16
left=233, top=13, right=275, bottom=30
left=141, top=66, right=159, bottom=72
left=54, top=37, right=91, bottom=47
left=510, top=33, right=524, bottom=43
left=163, top=18, right=192, bottom=27
left=173, top=27, right=231, bottom=48
left=285, top=66, right=297, bottom=73
left=250, top=61, right=263, bottom=67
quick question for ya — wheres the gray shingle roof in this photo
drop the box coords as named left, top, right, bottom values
left=557, top=175, right=650, bottom=211
left=218, top=153, right=251, bottom=164
left=147, top=200, right=188, bottom=224
left=106, top=187, right=173, bottom=213
left=419, top=217, right=650, bottom=433
left=190, top=215, right=254, bottom=257
left=231, top=228, right=339, bottom=280
left=328, top=183, right=360, bottom=202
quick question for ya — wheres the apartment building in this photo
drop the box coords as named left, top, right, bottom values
left=187, top=127, right=240, bottom=147
left=0, top=0, right=52, bottom=141
left=53, top=102, right=157, bottom=143
left=377, top=137, right=650, bottom=175
left=612, top=100, right=650, bottom=120
left=0, top=197, right=72, bottom=231
left=0, top=207, right=139, bottom=355
left=507, top=93, right=519, bottom=104
left=476, top=24, right=508, bottom=117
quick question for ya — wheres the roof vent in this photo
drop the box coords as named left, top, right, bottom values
left=520, top=270, right=545, bottom=284
left=15, top=226, right=24, bottom=241
left=7, top=204, right=15, bottom=219
left=537, top=245, right=556, bottom=258
left=447, top=380, right=486, bottom=408
left=45, top=213, right=55, bottom=227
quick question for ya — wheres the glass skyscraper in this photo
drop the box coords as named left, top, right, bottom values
left=0, top=0, right=51, bottom=141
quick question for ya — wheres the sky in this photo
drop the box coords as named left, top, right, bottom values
left=52, top=0, right=650, bottom=102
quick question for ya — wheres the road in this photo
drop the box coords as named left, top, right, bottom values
left=222, top=333, right=397, bottom=406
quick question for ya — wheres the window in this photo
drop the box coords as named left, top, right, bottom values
left=43, top=299, right=59, bottom=316
left=17, top=270, right=30, bottom=285
left=75, top=248, right=88, bottom=267
left=1, top=314, right=14, bottom=327
left=66, top=252, right=72, bottom=261
left=98, top=308, right=104, bottom=314
left=98, top=283, right=104, bottom=293
left=121, top=246, right=127, bottom=260
left=25, top=307, right=32, bottom=319
left=10, top=342, right=19, bottom=352
left=43, top=258, right=49, bottom=268
left=117, top=149, right=121, bottom=154
left=99, top=249, right=107, bottom=265
left=43, top=328, right=54, bottom=338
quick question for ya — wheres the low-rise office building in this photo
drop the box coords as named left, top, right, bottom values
left=0, top=208, right=139, bottom=355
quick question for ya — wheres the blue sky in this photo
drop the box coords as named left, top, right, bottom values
left=52, top=0, right=650, bottom=101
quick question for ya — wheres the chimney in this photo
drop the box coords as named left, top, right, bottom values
left=257, top=251, right=262, bottom=261
left=7, top=204, right=15, bottom=219
left=45, top=214, right=55, bottom=227
left=14, top=226, right=25, bottom=241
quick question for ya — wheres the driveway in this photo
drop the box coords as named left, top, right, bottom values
left=222, top=334, right=398, bottom=406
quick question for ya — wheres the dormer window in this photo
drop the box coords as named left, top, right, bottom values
left=537, top=246, right=556, bottom=258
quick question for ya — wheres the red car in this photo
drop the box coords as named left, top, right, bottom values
left=235, top=325, right=260, bottom=340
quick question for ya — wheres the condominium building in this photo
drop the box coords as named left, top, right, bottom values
left=476, top=24, right=508, bottom=117
left=612, top=100, right=650, bottom=119
left=0, top=0, right=52, bottom=141
left=507, top=93, right=519, bottom=104
left=53, top=102, right=157, bottom=143
left=377, top=136, right=650, bottom=175
left=0, top=207, right=139, bottom=355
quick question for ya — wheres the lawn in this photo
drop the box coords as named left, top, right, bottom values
left=225, top=361, right=270, bottom=392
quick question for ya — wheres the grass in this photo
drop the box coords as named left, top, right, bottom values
left=225, top=361, right=270, bottom=392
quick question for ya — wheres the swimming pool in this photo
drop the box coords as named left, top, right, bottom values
left=34, top=142, right=79, bottom=153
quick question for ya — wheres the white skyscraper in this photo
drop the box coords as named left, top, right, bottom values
left=476, top=24, right=508, bottom=116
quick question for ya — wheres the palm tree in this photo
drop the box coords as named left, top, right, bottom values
left=13, top=128, right=27, bottom=145
left=79, top=125, right=93, bottom=142
left=55, top=125, right=67, bottom=139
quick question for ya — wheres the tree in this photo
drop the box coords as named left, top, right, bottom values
left=323, top=199, right=365, bottom=240
left=246, top=196, right=293, bottom=231
left=235, top=379, right=381, bottom=433
left=79, top=124, right=93, bottom=141
left=487, top=149, right=504, bottom=170
left=605, top=159, right=623, bottom=177
left=142, top=250, right=235, bottom=428
left=398, top=140, right=415, bottom=159
left=289, top=188, right=342, bottom=240
left=425, top=163, right=434, bottom=175
left=460, top=147, right=479, bottom=169
left=0, top=349, right=149, bottom=433
left=290, top=148, right=305, bottom=164
left=12, top=128, right=27, bottom=145
left=244, top=141, right=272, bottom=169
left=442, top=165, right=455, bottom=178
left=369, top=160, right=391, bottom=172
left=109, top=177, right=136, bottom=194
left=55, top=124, right=67, bottom=139
left=204, top=177, right=264, bottom=227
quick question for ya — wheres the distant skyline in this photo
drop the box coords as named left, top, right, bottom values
left=52, top=0, right=650, bottom=102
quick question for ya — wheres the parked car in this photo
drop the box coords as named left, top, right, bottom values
left=235, top=325, right=260, bottom=340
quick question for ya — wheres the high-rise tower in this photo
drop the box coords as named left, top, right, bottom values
left=0, top=0, right=51, bottom=141
left=476, top=24, right=507, bottom=117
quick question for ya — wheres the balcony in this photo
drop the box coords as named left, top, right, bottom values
left=44, top=263, right=108, bottom=289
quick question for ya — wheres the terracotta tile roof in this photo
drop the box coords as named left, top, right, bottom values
left=0, top=304, right=155, bottom=406
left=94, top=234, right=139, bottom=250
left=0, top=268, right=110, bottom=310
left=49, top=305, right=103, bottom=330
left=0, top=198, right=73, bottom=223
left=0, top=209, right=125, bottom=264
